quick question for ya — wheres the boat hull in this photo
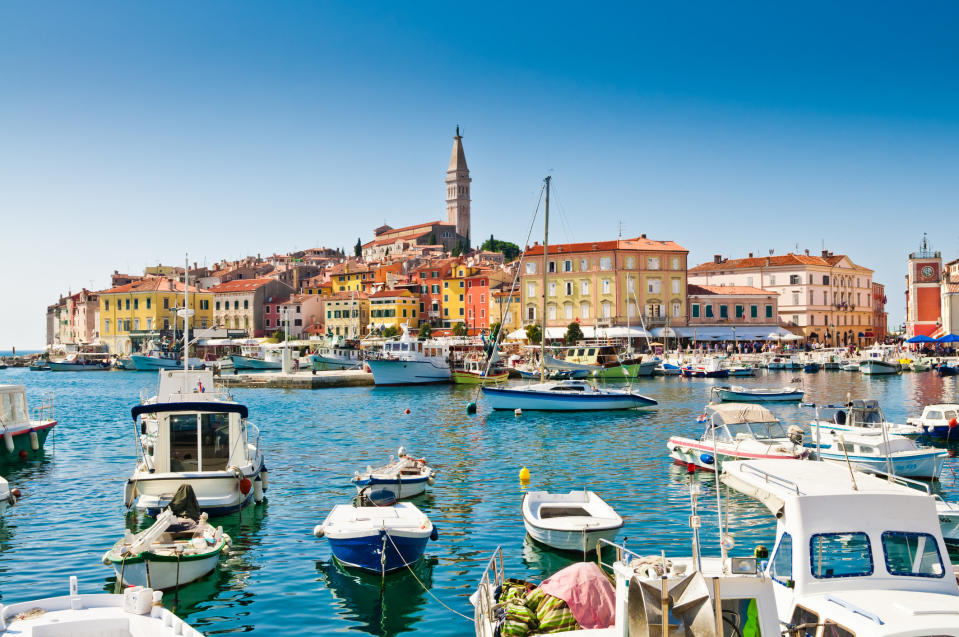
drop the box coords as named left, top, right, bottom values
left=860, top=360, right=900, bottom=375
left=366, top=359, right=450, bottom=385
left=107, top=549, right=223, bottom=590
left=327, top=530, right=429, bottom=573
left=681, top=367, right=729, bottom=378
left=1, top=421, right=55, bottom=462
left=590, top=361, right=657, bottom=379
left=130, top=355, right=202, bottom=371
left=230, top=355, right=281, bottom=370
left=450, top=370, right=508, bottom=384
left=48, top=361, right=110, bottom=371
left=937, top=365, right=959, bottom=377
left=309, top=355, right=362, bottom=371
left=667, top=438, right=801, bottom=472
left=129, top=468, right=263, bottom=516
left=713, top=388, right=804, bottom=403
left=352, top=475, right=430, bottom=499
left=815, top=451, right=946, bottom=480
left=523, top=522, right=620, bottom=553
left=481, top=386, right=656, bottom=411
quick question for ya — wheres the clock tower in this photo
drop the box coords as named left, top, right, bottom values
left=905, top=234, right=942, bottom=338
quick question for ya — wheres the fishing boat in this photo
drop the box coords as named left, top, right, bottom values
left=810, top=399, right=931, bottom=440
left=313, top=500, right=436, bottom=573
left=710, top=384, right=804, bottom=403
left=450, top=356, right=508, bottom=384
left=521, top=490, right=623, bottom=553
left=0, top=476, right=19, bottom=515
left=482, top=380, right=657, bottom=411
left=102, top=503, right=230, bottom=590
left=365, top=325, right=452, bottom=385
left=722, top=459, right=959, bottom=635
left=309, top=335, right=363, bottom=370
left=680, top=357, right=729, bottom=378
left=48, top=352, right=112, bottom=371
left=859, top=344, right=901, bottom=374
left=906, top=404, right=959, bottom=440
left=131, top=346, right=203, bottom=371
left=667, top=402, right=806, bottom=472
left=937, top=362, right=959, bottom=376
left=841, top=360, right=860, bottom=371
left=28, top=360, right=50, bottom=371
left=351, top=448, right=436, bottom=500
left=0, top=385, right=56, bottom=462
left=725, top=362, right=755, bottom=376
left=0, top=576, right=203, bottom=636
left=231, top=343, right=282, bottom=370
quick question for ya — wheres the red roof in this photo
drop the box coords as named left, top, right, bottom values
left=374, top=220, right=447, bottom=236
left=688, top=284, right=777, bottom=296
left=690, top=253, right=870, bottom=273
left=101, top=277, right=201, bottom=295
left=524, top=236, right=687, bottom=256
left=369, top=289, right=414, bottom=298
left=207, top=278, right=276, bottom=293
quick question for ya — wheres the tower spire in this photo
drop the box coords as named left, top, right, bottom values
left=446, top=127, right=471, bottom=239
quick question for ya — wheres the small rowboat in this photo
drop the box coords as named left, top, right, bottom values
left=102, top=507, right=230, bottom=590
left=352, top=447, right=436, bottom=500
left=711, top=385, right=804, bottom=403
left=0, top=476, right=19, bottom=515
left=314, top=501, right=437, bottom=573
left=522, top=490, right=623, bottom=553
left=0, top=576, right=203, bottom=636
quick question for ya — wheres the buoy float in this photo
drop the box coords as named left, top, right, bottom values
left=3, top=431, right=13, bottom=453
left=253, top=477, right=264, bottom=503
left=514, top=408, right=522, bottom=417
left=686, top=463, right=696, bottom=474
left=950, top=418, right=958, bottom=429
left=18, top=450, right=27, bottom=460
left=519, top=466, right=530, bottom=482
left=466, top=401, right=477, bottom=414
left=405, top=408, right=411, bottom=415
left=260, top=467, right=269, bottom=491
left=313, top=524, right=325, bottom=538
left=10, top=488, right=21, bottom=500
left=29, top=429, right=39, bottom=451
left=239, top=477, right=253, bottom=495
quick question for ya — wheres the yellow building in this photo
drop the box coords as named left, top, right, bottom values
left=99, top=278, right=214, bottom=354
left=368, top=289, right=419, bottom=333
left=440, top=263, right=480, bottom=328
left=329, top=262, right=372, bottom=293
left=324, top=292, right=370, bottom=339
left=490, top=283, right=521, bottom=336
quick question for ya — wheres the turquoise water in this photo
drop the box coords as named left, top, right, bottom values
left=0, top=367, right=958, bottom=635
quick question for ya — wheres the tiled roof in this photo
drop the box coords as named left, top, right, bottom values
left=524, top=237, right=687, bottom=256
left=328, top=291, right=369, bottom=301
left=374, top=220, right=448, bottom=236
left=207, top=278, right=276, bottom=293
left=690, top=252, right=871, bottom=273
left=101, top=277, right=201, bottom=295
left=369, top=289, right=414, bottom=298
left=688, top=284, right=777, bottom=296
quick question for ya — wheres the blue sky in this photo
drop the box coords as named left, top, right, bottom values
left=2, top=2, right=958, bottom=347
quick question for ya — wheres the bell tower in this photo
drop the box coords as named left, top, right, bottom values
left=445, top=126, right=471, bottom=240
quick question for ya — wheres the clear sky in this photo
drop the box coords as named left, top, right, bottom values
left=2, top=2, right=958, bottom=348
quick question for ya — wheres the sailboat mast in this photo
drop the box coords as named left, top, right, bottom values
left=183, top=255, right=190, bottom=381
left=540, top=176, right=550, bottom=383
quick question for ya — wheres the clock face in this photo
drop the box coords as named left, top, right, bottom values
left=919, top=265, right=936, bottom=281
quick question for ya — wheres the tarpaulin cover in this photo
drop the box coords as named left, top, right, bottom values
left=539, top=562, right=615, bottom=629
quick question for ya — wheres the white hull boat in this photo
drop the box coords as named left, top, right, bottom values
left=482, top=380, right=657, bottom=411
left=230, top=355, right=281, bottom=370
left=810, top=425, right=947, bottom=479
left=711, top=385, right=804, bottom=403
left=131, top=354, right=203, bottom=371
left=860, top=359, right=900, bottom=374
left=0, top=476, right=19, bottom=515
left=522, top=490, right=623, bottom=553
left=0, top=577, right=203, bottom=636
left=352, top=448, right=436, bottom=500
left=937, top=497, right=959, bottom=544
left=366, top=358, right=450, bottom=385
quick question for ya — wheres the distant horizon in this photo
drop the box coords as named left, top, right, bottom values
left=3, top=2, right=958, bottom=347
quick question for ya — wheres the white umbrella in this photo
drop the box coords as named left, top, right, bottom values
left=781, top=333, right=803, bottom=341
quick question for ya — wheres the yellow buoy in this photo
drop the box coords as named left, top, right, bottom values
left=519, top=466, right=530, bottom=483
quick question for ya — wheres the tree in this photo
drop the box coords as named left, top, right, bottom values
left=452, top=242, right=461, bottom=257
left=354, top=238, right=362, bottom=257
left=418, top=323, right=432, bottom=340
left=488, top=321, right=502, bottom=344
left=452, top=322, right=467, bottom=337
left=270, top=330, right=286, bottom=343
left=565, top=322, right=584, bottom=345
left=480, top=234, right=521, bottom=261
left=525, top=324, right=542, bottom=344
left=382, top=326, right=399, bottom=338
left=428, top=231, right=437, bottom=245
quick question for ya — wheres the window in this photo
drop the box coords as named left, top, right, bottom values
left=580, top=303, right=590, bottom=319
left=580, top=259, right=588, bottom=272
left=747, top=305, right=757, bottom=319
left=234, top=300, right=239, bottom=310
left=564, top=260, right=572, bottom=272
left=625, top=256, right=634, bottom=268
left=600, top=257, right=612, bottom=271
left=823, top=275, right=830, bottom=285
left=765, top=305, right=773, bottom=318
left=146, top=298, right=151, bottom=309
left=705, top=305, right=714, bottom=318
left=548, top=282, right=556, bottom=297
left=789, top=274, right=800, bottom=285
left=789, top=606, right=819, bottom=637
left=244, top=300, right=249, bottom=309
left=104, top=300, right=110, bottom=310
left=719, top=305, right=728, bottom=319
left=810, top=532, right=873, bottom=578
left=125, top=299, right=130, bottom=310
left=527, top=283, right=536, bottom=298
left=647, top=279, right=661, bottom=294
left=882, top=531, right=944, bottom=578
left=627, top=302, right=636, bottom=317
left=565, top=281, right=572, bottom=295
left=431, top=284, right=439, bottom=294
left=564, top=303, right=573, bottom=319
left=793, top=314, right=800, bottom=325
left=104, top=319, right=110, bottom=333
left=647, top=257, right=660, bottom=270
left=768, top=275, right=776, bottom=286
left=691, top=304, right=700, bottom=318
left=735, top=305, right=744, bottom=319
left=146, top=318, right=152, bottom=330
left=548, top=305, right=556, bottom=320
left=671, top=278, right=680, bottom=294
left=266, top=319, right=271, bottom=327
left=602, top=279, right=611, bottom=294
left=444, top=281, right=449, bottom=289
left=133, top=299, right=139, bottom=310
left=746, top=276, right=753, bottom=287
left=770, top=533, right=792, bottom=584
left=459, top=294, right=463, bottom=302
left=822, top=623, right=855, bottom=637
left=601, top=302, right=611, bottom=318
left=548, top=261, right=556, bottom=273
left=672, top=302, right=681, bottom=318
left=671, top=257, right=680, bottom=270
left=581, top=281, right=589, bottom=295
left=527, top=306, right=536, bottom=321
left=626, top=277, right=635, bottom=293
left=792, top=293, right=799, bottom=306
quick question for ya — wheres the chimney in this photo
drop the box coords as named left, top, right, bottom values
left=748, top=252, right=753, bottom=258
left=766, top=257, right=771, bottom=266
left=821, top=249, right=829, bottom=257
left=640, top=233, right=646, bottom=239
left=713, top=254, right=722, bottom=264
left=804, top=249, right=809, bottom=256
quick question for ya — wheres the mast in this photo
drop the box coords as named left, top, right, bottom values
left=540, top=176, right=550, bottom=383
left=183, top=255, right=190, bottom=382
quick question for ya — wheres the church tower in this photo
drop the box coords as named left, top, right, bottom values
left=445, top=126, right=471, bottom=240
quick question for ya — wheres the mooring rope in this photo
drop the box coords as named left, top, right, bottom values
left=384, top=531, right=473, bottom=622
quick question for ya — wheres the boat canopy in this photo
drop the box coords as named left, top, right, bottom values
left=706, top=402, right=778, bottom=424
left=506, top=326, right=650, bottom=340
left=132, top=402, right=248, bottom=421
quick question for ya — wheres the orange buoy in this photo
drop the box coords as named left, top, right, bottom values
left=18, top=450, right=28, bottom=460
left=405, top=408, right=411, bottom=415
left=239, top=477, right=253, bottom=494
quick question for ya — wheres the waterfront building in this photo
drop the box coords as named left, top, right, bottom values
left=262, top=296, right=287, bottom=334
left=520, top=236, right=689, bottom=336
left=440, top=263, right=484, bottom=328
left=904, top=236, right=943, bottom=339
left=872, top=282, right=889, bottom=341
left=329, top=261, right=373, bottom=293
left=98, top=277, right=213, bottom=354
left=938, top=258, right=959, bottom=339
left=689, top=250, right=874, bottom=346
left=411, top=259, right=455, bottom=327
left=324, top=292, right=370, bottom=339
left=490, top=282, right=521, bottom=336
left=45, top=288, right=100, bottom=347
left=208, top=278, right=293, bottom=337
left=686, top=285, right=782, bottom=340
left=368, top=289, right=419, bottom=333
left=278, top=294, right=325, bottom=339
left=465, top=269, right=513, bottom=331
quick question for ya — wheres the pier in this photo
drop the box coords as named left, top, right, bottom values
left=216, top=369, right=374, bottom=389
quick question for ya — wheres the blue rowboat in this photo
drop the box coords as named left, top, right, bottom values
left=803, top=362, right=820, bottom=373
left=351, top=449, right=436, bottom=500
left=481, top=380, right=657, bottom=411
left=314, top=502, right=436, bottom=573
left=711, top=385, right=804, bottom=403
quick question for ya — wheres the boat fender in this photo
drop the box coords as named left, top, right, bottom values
left=8, top=488, right=20, bottom=505
left=466, top=401, right=477, bottom=414
left=18, top=450, right=26, bottom=460
left=101, top=551, right=112, bottom=566
left=699, top=453, right=715, bottom=465
left=239, top=478, right=252, bottom=495
left=260, top=466, right=268, bottom=491
left=253, top=477, right=264, bottom=503
left=3, top=430, right=12, bottom=453
left=514, top=408, right=522, bottom=417
left=214, top=526, right=223, bottom=544
left=124, top=481, right=137, bottom=508
left=313, top=524, right=325, bottom=538
left=29, top=429, right=39, bottom=451
left=397, top=446, right=407, bottom=458
left=427, top=474, right=435, bottom=486
left=430, top=527, right=439, bottom=541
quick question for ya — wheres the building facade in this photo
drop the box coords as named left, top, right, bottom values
left=208, top=278, right=293, bottom=337
left=278, top=294, right=325, bottom=339
left=872, top=282, right=889, bottom=341
left=368, top=289, right=419, bottom=333
left=324, top=292, right=370, bottom=339
left=904, top=237, right=943, bottom=339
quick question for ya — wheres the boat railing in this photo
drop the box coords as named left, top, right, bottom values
left=247, top=423, right=261, bottom=452
left=162, top=390, right=235, bottom=403
left=857, top=466, right=932, bottom=494
left=595, top=538, right=646, bottom=574
left=474, top=546, right=504, bottom=630
left=734, top=462, right=804, bottom=495
left=31, top=392, right=55, bottom=423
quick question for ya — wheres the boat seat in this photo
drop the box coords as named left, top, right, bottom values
left=540, top=506, right=592, bottom=519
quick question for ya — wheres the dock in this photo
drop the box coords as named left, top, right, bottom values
left=216, top=369, right=374, bottom=389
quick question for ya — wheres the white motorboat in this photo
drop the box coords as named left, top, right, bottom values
left=906, top=403, right=959, bottom=440
left=310, top=335, right=363, bottom=370
left=231, top=344, right=282, bottom=370
left=351, top=447, right=436, bottom=500
left=365, top=326, right=452, bottom=385
left=482, top=380, right=657, bottom=411
left=937, top=496, right=959, bottom=545
left=841, top=360, right=860, bottom=371
left=126, top=370, right=267, bottom=516
left=102, top=506, right=230, bottom=590
left=0, top=576, right=203, bottom=636
left=723, top=459, right=959, bottom=636
left=859, top=344, right=901, bottom=374
left=710, top=384, right=804, bottom=403
left=522, top=490, right=623, bottom=553
left=0, top=384, right=56, bottom=462
left=314, top=500, right=437, bottom=573
left=810, top=426, right=947, bottom=480
left=810, top=399, right=927, bottom=439
left=0, top=476, right=19, bottom=515
left=668, top=402, right=806, bottom=472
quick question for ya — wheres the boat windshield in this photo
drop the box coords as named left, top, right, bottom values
left=881, top=531, right=944, bottom=578
left=169, top=413, right=231, bottom=472
left=713, top=421, right=787, bottom=441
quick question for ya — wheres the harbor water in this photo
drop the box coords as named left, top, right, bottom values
left=1, top=367, right=958, bottom=635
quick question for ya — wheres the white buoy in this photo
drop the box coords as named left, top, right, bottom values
left=253, top=478, right=264, bottom=503
left=514, top=408, right=522, bottom=417
left=3, top=431, right=13, bottom=453
left=29, top=429, right=39, bottom=451
left=313, top=524, right=325, bottom=538
left=260, top=468, right=268, bottom=491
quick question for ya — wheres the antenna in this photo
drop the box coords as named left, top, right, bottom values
left=618, top=220, right=623, bottom=238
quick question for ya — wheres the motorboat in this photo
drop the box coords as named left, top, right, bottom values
left=310, top=335, right=364, bottom=371
left=859, top=344, right=901, bottom=374
left=655, top=361, right=682, bottom=375
left=481, top=380, right=657, bottom=411
left=314, top=500, right=436, bottom=573
left=0, top=385, right=56, bottom=462
left=48, top=352, right=111, bottom=371
left=667, top=402, right=806, bottom=472
left=451, top=357, right=508, bottom=384
left=937, top=362, right=959, bottom=376
left=767, top=355, right=801, bottom=370
left=131, top=347, right=203, bottom=371
left=351, top=447, right=436, bottom=500
left=0, top=476, right=20, bottom=515
left=521, top=490, right=623, bottom=553
left=125, top=369, right=267, bottom=516
left=365, top=326, right=452, bottom=385
left=102, top=503, right=230, bottom=590
left=725, top=363, right=755, bottom=376
left=231, top=344, right=282, bottom=370
left=680, top=357, right=728, bottom=378
left=0, top=576, right=203, bottom=636
left=546, top=345, right=657, bottom=379
left=710, top=384, right=804, bottom=403
left=810, top=399, right=929, bottom=440
left=906, top=403, right=959, bottom=440
left=802, top=361, right=820, bottom=373
left=722, top=459, right=959, bottom=635
left=937, top=496, right=959, bottom=545
left=841, top=361, right=860, bottom=371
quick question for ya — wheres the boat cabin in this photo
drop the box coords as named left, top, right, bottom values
left=705, top=403, right=790, bottom=441
left=564, top=345, right=624, bottom=367
left=0, top=385, right=29, bottom=426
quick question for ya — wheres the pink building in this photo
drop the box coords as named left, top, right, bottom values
left=686, top=285, right=784, bottom=340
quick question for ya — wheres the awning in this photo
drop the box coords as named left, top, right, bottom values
left=720, top=470, right=785, bottom=519
left=666, top=326, right=792, bottom=340
left=507, top=326, right=651, bottom=340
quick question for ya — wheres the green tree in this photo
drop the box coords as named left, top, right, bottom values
left=428, top=231, right=437, bottom=245
left=354, top=238, right=362, bottom=257
left=480, top=234, right=521, bottom=261
left=452, top=243, right=461, bottom=257
left=565, top=322, right=584, bottom=345
left=418, top=323, right=432, bottom=340
left=452, top=322, right=467, bottom=337
left=270, top=330, right=286, bottom=343
left=382, top=326, right=399, bottom=338
left=525, top=324, right=542, bottom=344
left=488, top=321, right=502, bottom=343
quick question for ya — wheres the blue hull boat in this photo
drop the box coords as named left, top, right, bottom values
left=937, top=365, right=959, bottom=377
left=803, top=363, right=820, bottom=373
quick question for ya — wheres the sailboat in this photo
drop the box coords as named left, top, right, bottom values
left=480, top=177, right=657, bottom=412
